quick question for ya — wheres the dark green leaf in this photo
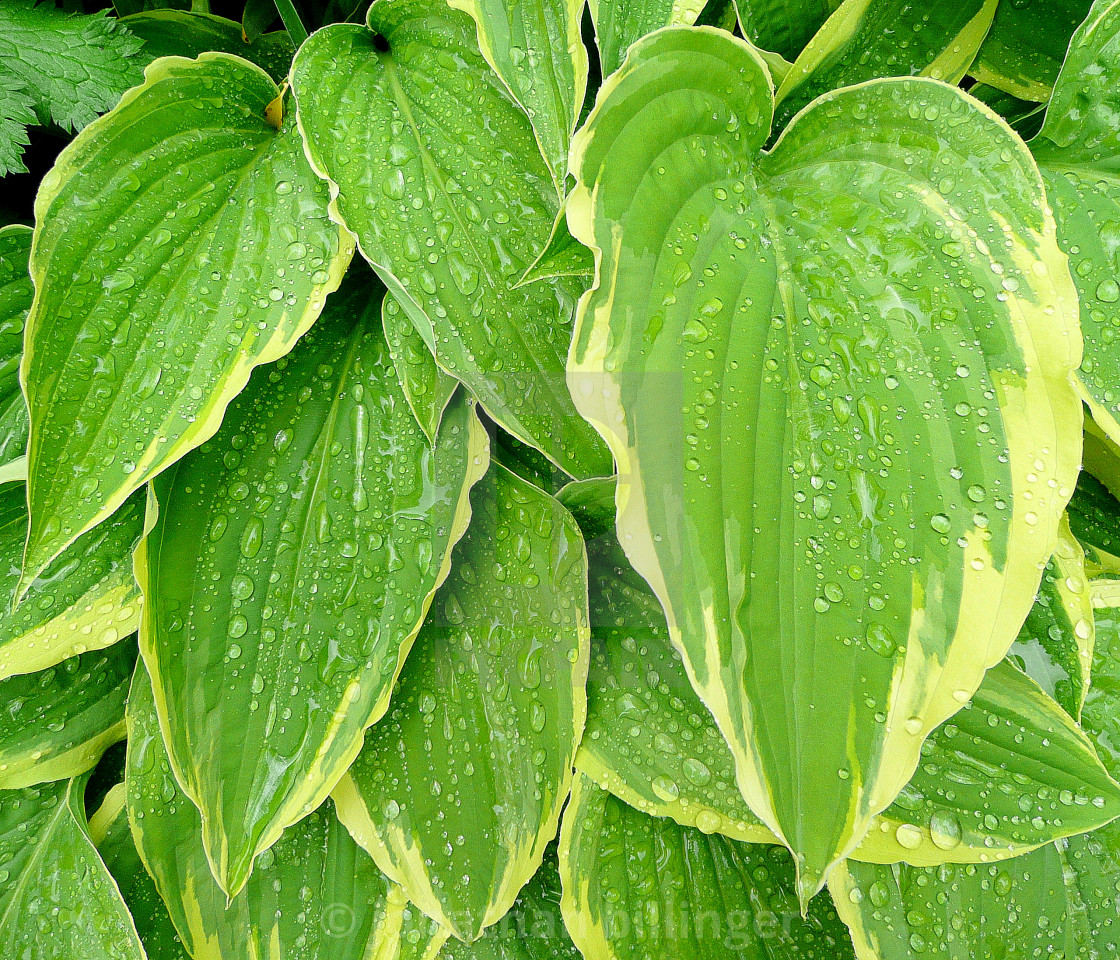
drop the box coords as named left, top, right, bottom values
left=0, top=225, right=31, bottom=470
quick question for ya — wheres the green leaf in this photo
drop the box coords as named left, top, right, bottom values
left=773, top=0, right=998, bottom=132
left=125, top=661, right=408, bottom=960
left=1008, top=517, right=1094, bottom=719
left=971, top=0, right=1092, bottom=100
left=559, top=773, right=857, bottom=959
left=439, top=847, right=581, bottom=960
left=334, top=462, right=589, bottom=941
left=0, top=637, right=134, bottom=790
left=732, top=0, right=842, bottom=61
left=965, top=82, right=1047, bottom=140
left=121, top=10, right=296, bottom=83
left=0, top=773, right=145, bottom=960
left=492, top=426, right=572, bottom=495
left=135, top=274, right=488, bottom=898
left=0, top=83, right=35, bottom=177
left=828, top=566, right=1120, bottom=960
left=291, top=0, right=610, bottom=479
left=449, top=0, right=587, bottom=186
left=242, top=0, right=278, bottom=43
left=589, top=0, right=707, bottom=76
left=579, top=534, right=1120, bottom=865
left=0, top=1, right=144, bottom=134
left=555, top=475, right=617, bottom=541
left=514, top=202, right=594, bottom=289
left=89, top=784, right=191, bottom=960
left=1068, top=471, right=1120, bottom=576
left=1028, top=0, right=1120, bottom=450
left=0, top=484, right=143, bottom=682
left=0, top=225, right=31, bottom=470
left=568, top=26, right=1082, bottom=900
left=383, top=289, right=460, bottom=446
left=22, top=52, right=353, bottom=596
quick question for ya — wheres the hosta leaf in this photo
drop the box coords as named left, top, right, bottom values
left=515, top=203, right=594, bottom=288
left=1008, top=517, right=1094, bottom=718
left=333, top=462, right=589, bottom=941
left=971, top=0, right=1092, bottom=100
left=559, top=773, right=856, bottom=959
left=383, top=291, right=460, bottom=446
left=449, top=0, right=587, bottom=186
left=0, top=1, right=144, bottom=133
left=589, top=0, right=707, bottom=76
left=0, top=225, right=30, bottom=470
left=555, top=476, right=617, bottom=541
left=21, top=52, right=353, bottom=595
left=0, top=638, right=134, bottom=790
left=122, top=10, right=296, bottom=82
left=773, top=0, right=998, bottom=132
left=965, top=82, right=1047, bottom=141
left=492, top=428, right=572, bottom=495
left=1068, top=472, right=1120, bottom=575
left=0, top=773, right=145, bottom=959
left=579, top=534, right=1120, bottom=864
left=440, top=847, right=580, bottom=960
left=828, top=567, right=1120, bottom=960
left=0, top=484, right=142, bottom=682
left=1028, top=0, right=1120, bottom=449
left=732, top=0, right=843, bottom=62
left=291, top=0, right=610, bottom=480
left=90, top=784, right=190, bottom=960
left=568, top=27, right=1081, bottom=899
left=135, top=274, right=488, bottom=898
left=125, top=662, right=403, bottom=960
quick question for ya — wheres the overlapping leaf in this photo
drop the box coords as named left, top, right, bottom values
left=732, top=0, right=842, bottom=61
left=773, top=0, right=998, bottom=131
left=579, top=533, right=1120, bottom=865
left=0, top=773, right=145, bottom=959
left=560, top=773, right=856, bottom=959
left=0, top=637, right=134, bottom=790
left=136, top=273, right=488, bottom=897
left=0, top=225, right=30, bottom=472
left=589, top=0, right=706, bottom=77
left=125, top=663, right=404, bottom=960
left=21, top=52, right=353, bottom=594
left=291, top=0, right=610, bottom=479
left=568, top=26, right=1081, bottom=900
left=334, top=463, right=589, bottom=941
left=0, top=483, right=143, bottom=681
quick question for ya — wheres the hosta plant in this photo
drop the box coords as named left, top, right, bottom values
left=5, top=0, right=1120, bottom=957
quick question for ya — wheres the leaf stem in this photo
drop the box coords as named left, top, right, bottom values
left=274, top=0, right=308, bottom=47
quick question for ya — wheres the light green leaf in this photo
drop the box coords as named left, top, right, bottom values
left=773, top=0, right=998, bottom=131
left=559, top=773, right=856, bottom=959
left=121, top=10, right=296, bottom=82
left=0, top=0, right=144, bottom=133
left=22, top=52, right=353, bottom=596
left=1008, top=517, right=1094, bottom=719
left=0, top=484, right=143, bottom=682
left=291, top=0, right=610, bottom=480
left=579, top=533, right=1120, bottom=865
left=383, top=289, right=460, bottom=446
left=0, top=773, right=145, bottom=960
left=732, top=0, right=843, bottom=61
left=971, top=0, right=1092, bottom=100
left=0, top=637, right=134, bottom=790
left=449, top=0, right=587, bottom=186
left=831, top=580, right=1120, bottom=960
left=1028, top=0, right=1120, bottom=449
left=125, top=662, right=405, bottom=960
left=590, top=0, right=707, bottom=76
left=334, top=462, right=589, bottom=941
left=0, top=225, right=31, bottom=470
left=439, top=847, right=581, bottom=960
left=89, top=784, right=191, bottom=960
left=568, top=26, right=1082, bottom=900
left=135, top=274, right=488, bottom=898
left=515, top=202, right=594, bottom=289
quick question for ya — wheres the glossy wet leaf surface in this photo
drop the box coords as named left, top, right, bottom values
left=0, top=636, right=134, bottom=790
left=589, top=0, right=706, bottom=77
left=334, top=463, right=589, bottom=941
left=568, top=26, right=1081, bottom=897
left=22, top=52, right=352, bottom=593
left=291, top=0, right=610, bottom=479
left=0, top=226, right=30, bottom=472
left=0, top=772, right=145, bottom=959
left=732, top=0, right=842, bottom=61
left=136, top=273, right=487, bottom=897
left=0, top=483, right=142, bottom=682
left=579, top=533, right=1120, bottom=866
left=559, top=773, right=856, bottom=959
